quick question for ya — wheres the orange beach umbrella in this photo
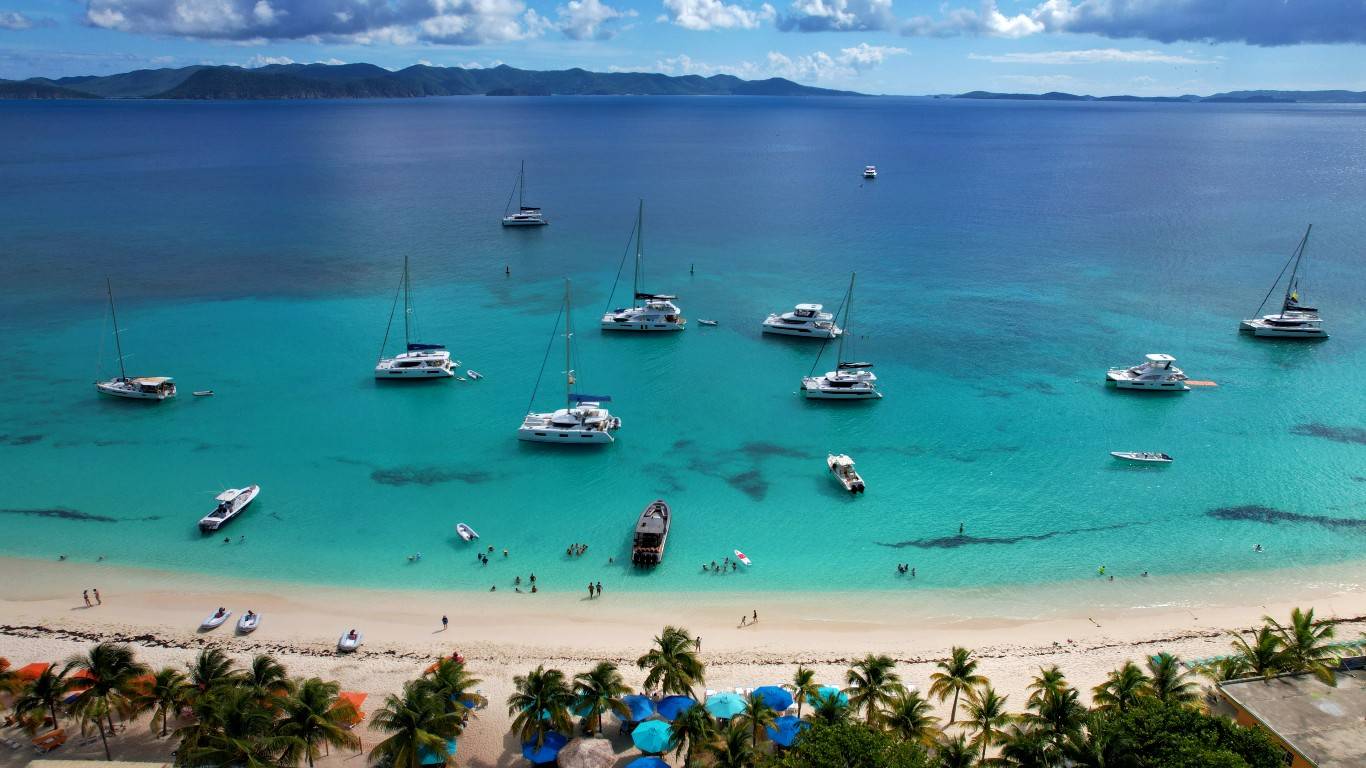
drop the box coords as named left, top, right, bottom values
left=16, top=663, right=51, bottom=682
left=334, top=691, right=367, bottom=727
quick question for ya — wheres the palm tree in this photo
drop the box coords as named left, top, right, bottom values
left=1197, top=656, right=1249, bottom=684
left=135, top=667, right=190, bottom=738
left=707, top=720, right=755, bottom=768
left=789, top=665, right=820, bottom=721
left=1023, top=683, right=1084, bottom=753
left=885, top=687, right=939, bottom=746
left=806, top=689, right=850, bottom=726
left=420, top=658, right=483, bottom=714
left=1090, top=662, right=1150, bottom=714
left=1146, top=653, right=1197, bottom=705
left=242, top=654, right=294, bottom=703
left=1025, top=666, right=1067, bottom=710
left=936, top=732, right=977, bottom=768
left=182, top=685, right=290, bottom=768
left=0, top=658, right=18, bottom=695
left=506, top=665, right=572, bottom=749
left=572, top=661, right=630, bottom=736
left=998, top=723, right=1051, bottom=768
left=960, top=685, right=1010, bottom=763
left=12, top=664, right=69, bottom=733
left=929, top=647, right=987, bottom=725
left=1061, top=712, right=1126, bottom=768
left=64, top=642, right=150, bottom=759
left=280, top=677, right=361, bottom=768
left=1228, top=626, right=1285, bottom=679
left=737, top=691, right=777, bottom=748
left=369, top=681, right=463, bottom=768
left=845, top=654, right=901, bottom=726
left=187, top=647, right=237, bottom=697
left=636, top=626, right=705, bottom=696
left=670, top=701, right=716, bottom=766
left=1265, top=607, right=1339, bottom=684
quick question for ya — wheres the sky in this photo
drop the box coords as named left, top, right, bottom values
left=1, top=0, right=1364, bottom=94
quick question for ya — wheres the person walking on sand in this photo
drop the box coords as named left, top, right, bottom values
left=442, top=615, right=448, bottom=630
left=587, top=583, right=595, bottom=599
left=595, top=581, right=602, bottom=597
left=83, top=590, right=91, bottom=607
left=752, top=609, right=757, bottom=623
left=94, top=588, right=101, bottom=605
left=740, top=616, right=747, bottom=627
left=695, top=636, right=701, bottom=652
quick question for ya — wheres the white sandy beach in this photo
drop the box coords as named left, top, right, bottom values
left=1, top=556, right=1364, bottom=767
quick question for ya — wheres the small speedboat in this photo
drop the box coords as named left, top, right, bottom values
left=467, top=370, right=483, bottom=380
left=200, top=608, right=231, bottom=631
left=338, top=630, right=363, bottom=652
left=1110, top=451, right=1173, bottom=463
left=863, top=165, right=877, bottom=179
left=456, top=523, right=479, bottom=542
left=697, top=319, right=718, bottom=327
left=827, top=453, right=866, bottom=493
left=199, top=485, right=260, bottom=533
left=734, top=550, right=752, bottom=566
left=236, top=612, right=260, bottom=634
left=193, top=390, right=214, bottom=397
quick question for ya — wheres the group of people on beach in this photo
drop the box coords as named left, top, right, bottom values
left=81, top=588, right=102, bottom=607
left=738, top=610, right=758, bottom=627
left=585, top=581, right=604, bottom=598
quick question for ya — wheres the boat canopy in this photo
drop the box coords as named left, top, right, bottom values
left=830, top=454, right=855, bottom=468
left=569, top=393, right=612, bottom=403
left=406, top=342, right=445, bottom=352
left=214, top=489, right=241, bottom=502
left=837, top=362, right=874, bottom=369
left=133, top=376, right=173, bottom=385
left=518, top=206, right=542, bottom=212
left=795, top=303, right=823, bottom=312
left=635, top=292, right=677, bottom=301
left=1143, top=354, right=1176, bottom=363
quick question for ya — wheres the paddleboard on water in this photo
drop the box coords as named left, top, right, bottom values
left=734, top=550, right=752, bottom=566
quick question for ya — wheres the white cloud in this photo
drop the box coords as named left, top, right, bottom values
left=968, top=48, right=1214, bottom=65
left=660, top=0, right=775, bottom=31
left=643, top=41, right=903, bottom=84
left=903, top=2, right=1042, bottom=38
left=556, top=0, right=634, bottom=40
left=777, top=0, right=894, bottom=31
left=0, top=10, right=48, bottom=29
left=246, top=53, right=293, bottom=66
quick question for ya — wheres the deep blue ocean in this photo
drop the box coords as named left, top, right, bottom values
left=1, top=96, right=1363, bottom=596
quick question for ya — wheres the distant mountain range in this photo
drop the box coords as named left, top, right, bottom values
left=952, top=90, right=1366, bottom=104
left=0, top=63, right=860, bottom=100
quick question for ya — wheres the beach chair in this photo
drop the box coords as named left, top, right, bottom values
left=31, top=729, right=65, bottom=754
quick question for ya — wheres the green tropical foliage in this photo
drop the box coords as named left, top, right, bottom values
left=636, top=625, right=705, bottom=696
left=845, top=654, right=902, bottom=726
left=929, top=647, right=987, bottom=725
left=571, top=661, right=630, bottom=735
left=506, top=665, right=572, bottom=748
left=371, top=681, right=464, bottom=768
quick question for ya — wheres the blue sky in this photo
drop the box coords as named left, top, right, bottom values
left=1, top=0, right=1363, bottom=94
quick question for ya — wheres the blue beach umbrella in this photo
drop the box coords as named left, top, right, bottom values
left=655, top=695, right=696, bottom=721
left=521, top=731, right=568, bottom=764
left=631, top=720, right=675, bottom=754
left=625, top=758, right=670, bottom=768
left=705, top=691, right=746, bottom=719
left=812, top=685, right=849, bottom=707
left=753, top=686, right=794, bottom=712
left=766, top=715, right=808, bottom=748
left=418, top=737, right=458, bottom=766
left=619, top=694, right=655, bottom=722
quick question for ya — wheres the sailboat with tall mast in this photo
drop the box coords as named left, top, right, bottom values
left=502, top=161, right=548, bottom=227
left=801, top=273, right=881, bottom=399
left=1240, top=225, right=1328, bottom=339
left=95, top=278, right=177, bottom=401
left=520, top=280, right=621, bottom=444
left=600, top=201, right=685, bottom=332
left=374, top=257, right=458, bottom=379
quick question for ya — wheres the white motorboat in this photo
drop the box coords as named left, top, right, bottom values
left=601, top=201, right=685, bottom=332
left=375, top=256, right=457, bottom=379
left=863, top=165, right=877, bottom=178
left=467, top=370, right=483, bottom=380
left=802, top=273, right=882, bottom=400
left=338, top=630, right=363, bottom=652
left=762, top=303, right=842, bottom=339
left=198, top=485, right=260, bottom=532
left=95, top=278, right=177, bottom=401
left=519, top=280, right=622, bottom=445
left=1106, top=354, right=1190, bottom=391
left=193, top=390, right=214, bottom=397
left=456, top=523, right=479, bottom=542
left=1110, top=451, right=1173, bottom=463
left=1240, top=225, right=1328, bottom=340
left=697, top=319, right=718, bottom=326
left=236, top=611, right=260, bottom=634
left=502, top=161, right=548, bottom=227
left=827, top=454, right=865, bottom=493
left=200, top=608, right=231, bottom=631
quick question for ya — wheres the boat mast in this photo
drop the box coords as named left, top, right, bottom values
left=564, top=279, right=573, bottom=407
left=519, top=161, right=526, bottom=210
left=1279, top=224, right=1312, bottom=318
left=839, top=272, right=855, bottom=364
left=106, top=277, right=126, bottom=381
left=402, top=255, right=411, bottom=348
left=633, top=199, right=643, bottom=298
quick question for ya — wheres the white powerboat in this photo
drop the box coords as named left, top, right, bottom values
left=199, top=485, right=260, bottom=532
left=601, top=201, right=685, bottom=332
left=375, top=257, right=457, bottom=379
left=1106, top=354, right=1190, bottom=391
left=1110, top=451, right=1173, bottom=463
left=95, top=278, right=177, bottom=401
left=502, top=161, right=548, bottom=227
left=200, top=608, right=231, bottom=631
left=519, top=280, right=622, bottom=445
left=802, top=273, right=882, bottom=400
left=697, top=319, right=718, bottom=326
left=236, top=611, right=260, bottom=634
left=338, top=630, right=363, bottom=652
left=863, top=165, right=877, bottom=178
left=762, top=303, right=842, bottom=339
left=827, top=454, right=865, bottom=493
left=456, top=523, right=479, bottom=541
left=1240, top=225, right=1328, bottom=340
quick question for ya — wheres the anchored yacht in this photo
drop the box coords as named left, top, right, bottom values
left=762, top=303, right=842, bottom=339
left=198, top=485, right=260, bottom=532
left=601, top=201, right=685, bottom=331
left=863, top=166, right=877, bottom=178
left=502, top=161, right=548, bottom=227
left=519, top=280, right=621, bottom=445
left=802, top=273, right=882, bottom=400
left=95, top=278, right=177, bottom=401
left=375, top=257, right=458, bottom=379
left=1240, top=225, right=1328, bottom=340
left=1106, top=354, right=1190, bottom=391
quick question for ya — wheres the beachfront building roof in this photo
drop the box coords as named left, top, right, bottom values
left=1215, top=662, right=1366, bottom=768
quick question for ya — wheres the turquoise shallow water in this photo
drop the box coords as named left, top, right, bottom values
left=0, top=97, right=1364, bottom=594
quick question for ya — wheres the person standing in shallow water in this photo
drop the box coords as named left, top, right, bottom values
left=596, top=581, right=602, bottom=597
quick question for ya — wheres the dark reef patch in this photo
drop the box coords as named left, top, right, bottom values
left=0, top=507, right=117, bottom=523
left=672, top=439, right=694, bottom=451
left=726, top=470, right=768, bottom=501
left=1025, top=381, right=1059, bottom=394
left=878, top=522, right=1136, bottom=549
left=0, top=434, right=43, bottom=446
left=740, top=441, right=812, bottom=460
left=1207, top=505, right=1366, bottom=530
left=1290, top=423, right=1366, bottom=445
left=371, top=466, right=493, bottom=487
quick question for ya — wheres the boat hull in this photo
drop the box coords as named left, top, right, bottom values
left=517, top=426, right=614, bottom=444
left=801, top=380, right=882, bottom=399
left=1106, top=379, right=1190, bottom=391
left=1251, top=327, right=1329, bottom=339
left=374, top=365, right=455, bottom=379
left=761, top=322, right=840, bottom=339
left=199, top=485, right=260, bottom=532
left=502, top=218, right=548, bottom=227
left=95, top=381, right=176, bottom=400
left=600, top=320, right=685, bottom=331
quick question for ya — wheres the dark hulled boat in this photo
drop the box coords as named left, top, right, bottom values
left=631, top=499, right=670, bottom=566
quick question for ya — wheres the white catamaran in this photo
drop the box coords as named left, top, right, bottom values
left=502, top=161, right=548, bottom=227
left=601, top=201, right=685, bottom=332
left=374, top=256, right=458, bottom=379
left=801, top=272, right=882, bottom=400
left=95, top=278, right=177, bottom=401
left=1239, top=225, right=1328, bottom=340
left=519, top=280, right=621, bottom=444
